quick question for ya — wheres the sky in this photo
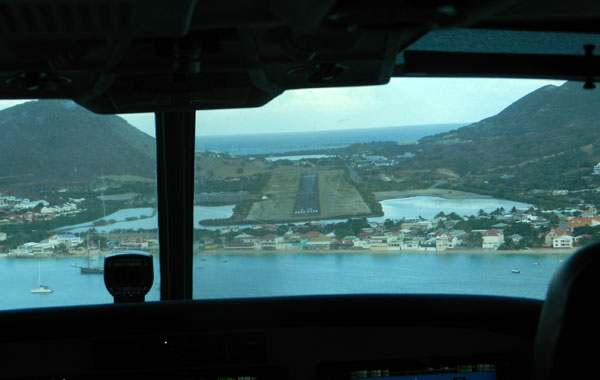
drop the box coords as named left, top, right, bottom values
left=0, top=78, right=565, bottom=137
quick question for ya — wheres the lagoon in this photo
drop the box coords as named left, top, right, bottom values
left=372, top=196, right=533, bottom=221
left=59, top=205, right=236, bottom=233
left=265, top=154, right=336, bottom=162
left=57, top=196, right=533, bottom=232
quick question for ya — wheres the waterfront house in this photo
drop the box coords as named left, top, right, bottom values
left=305, top=236, right=334, bottom=250
left=553, top=235, right=574, bottom=248
left=47, top=234, right=84, bottom=248
left=369, top=235, right=388, bottom=250
left=254, top=234, right=283, bottom=250
left=544, top=228, right=572, bottom=247
left=9, top=241, right=55, bottom=257
left=401, top=238, right=423, bottom=249
left=386, top=236, right=402, bottom=250
left=331, top=240, right=354, bottom=250
left=276, top=238, right=302, bottom=250
left=435, top=232, right=458, bottom=250
left=482, top=229, right=504, bottom=250
left=223, top=239, right=255, bottom=249
left=233, top=233, right=258, bottom=243
left=353, top=239, right=371, bottom=249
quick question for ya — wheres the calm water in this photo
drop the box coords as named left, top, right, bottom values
left=0, top=252, right=569, bottom=310
left=59, top=205, right=236, bottom=233
left=265, top=154, right=336, bottom=161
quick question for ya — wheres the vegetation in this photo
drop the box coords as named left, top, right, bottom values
left=0, top=99, right=155, bottom=184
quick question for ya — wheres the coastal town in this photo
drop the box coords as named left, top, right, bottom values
left=3, top=156, right=600, bottom=257
left=0, top=193, right=83, bottom=224
left=2, top=193, right=596, bottom=257
left=196, top=204, right=595, bottom=253
left=0, top=191, right=159, bottom=258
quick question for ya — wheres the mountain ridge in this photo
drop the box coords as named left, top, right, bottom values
left=408, top=81, right=600, bottom=176
left=0, top=99, right=156, bottom=184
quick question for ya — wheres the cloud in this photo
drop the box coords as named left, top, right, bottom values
left=192, top=78, right=565, bottom=135
left=0, top=78, right=566, bottom=138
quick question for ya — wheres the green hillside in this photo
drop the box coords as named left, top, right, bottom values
left=411, top=81, right=600, bottom=175
left=0, top=100, right=155, bottom=184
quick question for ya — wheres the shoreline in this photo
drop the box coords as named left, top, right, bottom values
left=197, top=247, right=576, bottom=256
left=0, top=249, right=159, bottom=259
left=1, top=247, right=575, bottom=259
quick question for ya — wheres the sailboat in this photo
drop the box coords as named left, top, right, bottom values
left=31, top=263, right=54, bottom=294
left=81, top=231, right=104, bottom=274
left=81, top=189, right=107, bottom=274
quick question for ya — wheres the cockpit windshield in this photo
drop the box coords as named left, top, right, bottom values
left=191, top=78, right=586, bottom=300
left=0, top=100, right=159, bottom=309
left=2, top=77, right=598, bottom=309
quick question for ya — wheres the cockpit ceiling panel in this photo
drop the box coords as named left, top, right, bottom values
left=0, top=0, right=599, bottom=113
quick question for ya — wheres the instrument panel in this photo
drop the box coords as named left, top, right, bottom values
left=0, top=295, right=541, bottom=380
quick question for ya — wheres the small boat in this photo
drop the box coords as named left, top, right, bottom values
left=80, top=266, right=104, bottom=274
left=512, top=269, right=520, bottom=274
left=31, top=285, right=53, bottom=294
left=31, top=263, right=54, bottom=294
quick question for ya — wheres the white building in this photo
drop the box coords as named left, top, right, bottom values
left=593, top=162, right=600, bottom=175
left=47, top=234, right=84, bottom=247
left=553, top=235, right=574, bottom=248
left=40, top=202, right=78, bottom=215
left=482, top=229, right=504, bottom=250
left=8, top=242, right=55, bottom=257
left=14, top=200, right=49, bottom=210
left=305, top=237, right=333, bottom=250
left=233, top=233, right=257, bottom=243
left=353, top=239, right=371, bottom=249
left=435, top=232, right=457, bottom=250
left=254, top=235, right=284, bottom=250
left=400, top=239, right=422, bottom=249
left=369, top=235, right=388, bottom=250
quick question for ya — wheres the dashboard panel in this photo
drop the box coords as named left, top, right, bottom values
left=0, top=295, right=541, bottom=380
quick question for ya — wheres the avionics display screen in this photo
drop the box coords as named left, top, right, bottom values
left=350, top=363, right=496, bottom=380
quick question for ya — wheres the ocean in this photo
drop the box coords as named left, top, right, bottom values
left=195, top=123, right=466, bottom=155
left=0, top=252, right=569, bottom=310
